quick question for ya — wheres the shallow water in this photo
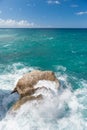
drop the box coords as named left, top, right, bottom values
left=0, top=29, right=87, bottom=130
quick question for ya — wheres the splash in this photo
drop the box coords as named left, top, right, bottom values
left=0, top=63, right=87, bottom=130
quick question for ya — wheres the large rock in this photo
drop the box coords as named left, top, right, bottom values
left=11, top=70, right=59, bottom=110
left=11, top=70, right=59, bottom=98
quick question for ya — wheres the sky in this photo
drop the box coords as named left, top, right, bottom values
left=0, top=0, right=87, bottom=28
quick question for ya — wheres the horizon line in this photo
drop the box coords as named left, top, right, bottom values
left=0, top=27, right=87, bottom=29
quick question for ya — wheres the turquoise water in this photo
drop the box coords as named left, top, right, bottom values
left=0, top=29, right=87, bottom=79
left=0, top=29, right=87, bottom=130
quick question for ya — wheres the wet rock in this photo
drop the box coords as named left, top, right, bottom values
left=11, top=70, right=59, bottom=110
left=11, top=70, right=59, bottom=98
left=11, top=94, right=43, bottom=111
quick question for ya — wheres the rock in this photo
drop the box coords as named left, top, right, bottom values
left=11, top=70, right=59, bottom=110
left=11, top=70, right=59, bottom=98
left=11, top=94, right=43, bottom=111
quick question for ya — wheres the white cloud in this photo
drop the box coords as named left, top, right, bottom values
left=47, top=0, right=60, bottom=5
left=71, top=4, right=78, bottom=8
left=0, top=19, right=34, bottom=28
left=76, top=11, right=87, bottom=15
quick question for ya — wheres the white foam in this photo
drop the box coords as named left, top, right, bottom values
left=1, top=83, right=87, bottom=130
left=0, top=63, right=37, bottom=91
left=34, top=80, right=59, bottom=97
left=0, top=63, right=38, bottom=120
left=0, top=63, right=87, bottom=130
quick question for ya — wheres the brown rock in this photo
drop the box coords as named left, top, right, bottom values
left=11, top=70, right=59, bottom=111
left=11, top=94, right=43, bottom=111
left=11, top=70, right=59, bottom=98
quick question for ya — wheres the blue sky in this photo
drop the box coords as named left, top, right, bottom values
left=0, top=0, right=87, bottom=28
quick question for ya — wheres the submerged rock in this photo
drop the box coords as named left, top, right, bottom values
left=11, top=70, right=59, bottom=110
left=11, top=94, right=43, bottom=111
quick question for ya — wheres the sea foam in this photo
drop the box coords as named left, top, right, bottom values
left=0, top=63, right=87, bottom=130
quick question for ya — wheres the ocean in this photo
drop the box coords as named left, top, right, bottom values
left=0, top=28, right=87, bottom=130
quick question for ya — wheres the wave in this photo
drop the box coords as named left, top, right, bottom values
left=47, top=37, right=54, bottom=40
left=0, top=63, right=39, bottom=90
left=55, top=65, right=67, bottom=72
left=0, top=63, right=87, bottom=130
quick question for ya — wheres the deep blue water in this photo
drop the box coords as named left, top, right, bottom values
left=0, top=28, right=87, bottom=130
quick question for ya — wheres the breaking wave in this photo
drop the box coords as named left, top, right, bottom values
left=0, top=63, right=87, bottom=130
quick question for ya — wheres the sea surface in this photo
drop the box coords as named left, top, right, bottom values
left=0, top=28, right=87, bottom=130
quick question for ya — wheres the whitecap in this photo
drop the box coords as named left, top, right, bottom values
left=0, top=63, right=38, bottom=91
left=47, top=37, right=54, bottom=40
left=55, top=65, right=66, bottom=72
left=0, top=63, right=87, bottom=130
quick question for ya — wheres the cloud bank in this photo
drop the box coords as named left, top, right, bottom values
left=0, top=19, right=34, bottom=28
left=76, top=11, right=87, bottom=15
